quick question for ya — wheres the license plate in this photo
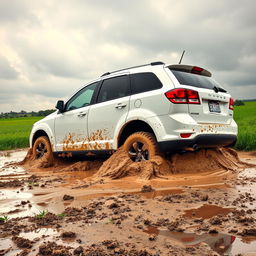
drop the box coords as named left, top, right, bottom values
left=208, top=101, right=221, bottom=113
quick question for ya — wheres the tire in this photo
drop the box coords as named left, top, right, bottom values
left=123, top=132, right=159, bottom=162
left=32, top=136, right=53, bottom=164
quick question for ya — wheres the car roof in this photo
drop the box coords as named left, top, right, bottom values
left=100, top=61, right=165, bottom=77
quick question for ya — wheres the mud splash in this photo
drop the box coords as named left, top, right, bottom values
left=62, top=129, right=111, bottom=151
left=170, top=147, right=250, bottom=173
left=18, top=148, right=55, bottom=169
left=18, top=147, right=250, bottom=181
left=93, top=147, right=249, bottom=180
left=94, top=148, right=174, bottom=180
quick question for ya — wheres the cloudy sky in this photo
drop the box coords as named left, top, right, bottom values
left=0, top=0, right=255, bottom=112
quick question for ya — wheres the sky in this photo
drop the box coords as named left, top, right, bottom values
left=0, top=0, right=255, bottom=112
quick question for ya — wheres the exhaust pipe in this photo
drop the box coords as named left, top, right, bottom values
left=184, top=144, right=199, bottom=152
left=193, top=144, right=198, bottom=151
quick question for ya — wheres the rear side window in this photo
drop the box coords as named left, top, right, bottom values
left=130, top=72, right=162, bottom=94
left=97, top=75, right=130, bottom=103
left=171, top=70, right=226, bottom=92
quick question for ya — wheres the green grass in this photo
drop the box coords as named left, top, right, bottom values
left=35, top=210, right=48, bottom=219
left=0, top=117, right=42, bottom=150
left=234, top=101, right=256, bottom=151
left=0, top=216, right=9, bottom=222
left=57, top=213, right=66, bottom=218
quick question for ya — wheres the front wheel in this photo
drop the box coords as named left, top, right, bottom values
left=32, top=136, right=53, bottom=165
left=123, top=132, right=159, bottom=162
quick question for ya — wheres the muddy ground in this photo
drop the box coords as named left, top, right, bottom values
left=0, top=148, right=256, bottom=256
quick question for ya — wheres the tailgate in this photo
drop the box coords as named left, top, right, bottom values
left=188, top=89, right=231, bottom=124
left=166, top=65, right=233, bottom=124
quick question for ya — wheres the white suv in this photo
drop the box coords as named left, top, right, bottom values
left=29, top=62, right=237, bottom=162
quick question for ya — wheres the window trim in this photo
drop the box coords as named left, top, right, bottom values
left=64, top=82, right=99, bottom=112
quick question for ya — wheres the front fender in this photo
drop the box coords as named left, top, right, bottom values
left=29, top=123, right=55, bottom=151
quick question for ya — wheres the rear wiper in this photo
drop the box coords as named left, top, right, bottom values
left=213, top=86, right=227, bottom=93
left=217, top=87, right=227, bottom=93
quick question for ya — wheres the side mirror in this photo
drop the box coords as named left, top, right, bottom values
left=55, top=100, right=65, bottom=112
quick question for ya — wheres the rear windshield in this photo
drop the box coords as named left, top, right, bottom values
left=171, top=70, right=227, bottom=92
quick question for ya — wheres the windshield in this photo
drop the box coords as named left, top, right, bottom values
left=171, top=70, right=227, bottom=92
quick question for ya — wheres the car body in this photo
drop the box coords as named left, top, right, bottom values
left=29, top=62, right=237, bottom=161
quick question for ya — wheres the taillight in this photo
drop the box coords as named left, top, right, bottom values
left=229, top=97, right=234, bottom=110
left=192, top=66, right=203, bottom=75
left=230, top=236, right=236, bottom=243
left=165, top=88, right=200, bottom=104
left=180, top=133, right=192, bottom=138
left=187, top=90, right=200, bottom=104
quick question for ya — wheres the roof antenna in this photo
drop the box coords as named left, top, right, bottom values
left=179, top=50, right=185, bottom=64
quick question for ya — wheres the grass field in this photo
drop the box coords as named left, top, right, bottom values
left=0, top=102, right=255, bottom=151
left=0, top=117, right=42, bottom=150
left=234, top=101, right=256, bottom=151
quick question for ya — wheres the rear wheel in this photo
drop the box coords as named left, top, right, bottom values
left=123, top=132, right=159, bottom=162
left=32, top=136, right=53, bottom=164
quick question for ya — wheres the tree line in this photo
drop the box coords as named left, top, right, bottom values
left=0, top=109, right=55, bottom=118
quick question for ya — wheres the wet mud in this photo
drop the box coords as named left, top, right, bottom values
left=0, top=148, right=256, bottom=255
left=20, top=146, right=251, bottom=181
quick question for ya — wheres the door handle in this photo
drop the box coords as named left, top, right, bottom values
left=77, top=112, right=87, bottom=117
left=115, top=103, right=127, bottom=109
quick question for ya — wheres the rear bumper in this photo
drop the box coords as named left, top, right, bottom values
left=158, top=134, right=237, bottom=153
left=147, top=114, right=237, bottom=144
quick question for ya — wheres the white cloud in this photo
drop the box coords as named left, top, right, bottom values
left=0, top=0, right=255, bottom=112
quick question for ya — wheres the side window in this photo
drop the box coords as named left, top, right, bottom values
left=66, top=82, right=97, bottom=111
left=97, top=75, right=130, bottom=103
left=130, top=72, right=162, bottom=94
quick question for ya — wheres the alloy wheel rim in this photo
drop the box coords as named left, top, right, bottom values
left=35, top=142, right=48, bottom=159
left=128, top=141, right=149, bottom=162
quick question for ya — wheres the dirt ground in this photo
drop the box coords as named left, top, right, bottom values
left=0, top=148, right=256, bottom=256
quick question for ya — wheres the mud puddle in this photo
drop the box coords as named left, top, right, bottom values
left=184, top=204, right=235, bottom=219
left=0, top=150, right=28, bottom=181
left=0, top=148, right=240, bottom=220
left=0, top=148, right=256, bottom=255
left=144, top=226, right=256, bottom=255
left=0, top=190, right=32, bottom=217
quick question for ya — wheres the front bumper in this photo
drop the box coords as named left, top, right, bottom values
left=158, top=134, right=237, bottom=153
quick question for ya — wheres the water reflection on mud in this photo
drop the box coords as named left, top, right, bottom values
left=20, top=227, right=58, bottom=240
left=183, top=204, right=235, bottom=219
left=144, top=227, right=256, bottom=255
left=0, top=150, right=28, bottom=193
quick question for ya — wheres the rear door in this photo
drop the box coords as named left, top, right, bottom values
left=128, top=72, right=170, bottom=117
left=169, top=69, right=232, bottom=124
left=87, top=74, right=130, bottom=150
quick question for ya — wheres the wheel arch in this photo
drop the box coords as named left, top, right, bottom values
left=30, top=121, right=55, bottom=150
left=32, top=130, right=50, bottom=146
left=117, top=120, right=156, bottom=148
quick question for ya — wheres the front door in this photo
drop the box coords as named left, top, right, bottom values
left=87, top=75, right=130, bottom=150
left=54, top=82, right=98, bottom=152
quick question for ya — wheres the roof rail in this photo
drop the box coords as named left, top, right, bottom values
left=101, top=61, right=165, bottom=77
